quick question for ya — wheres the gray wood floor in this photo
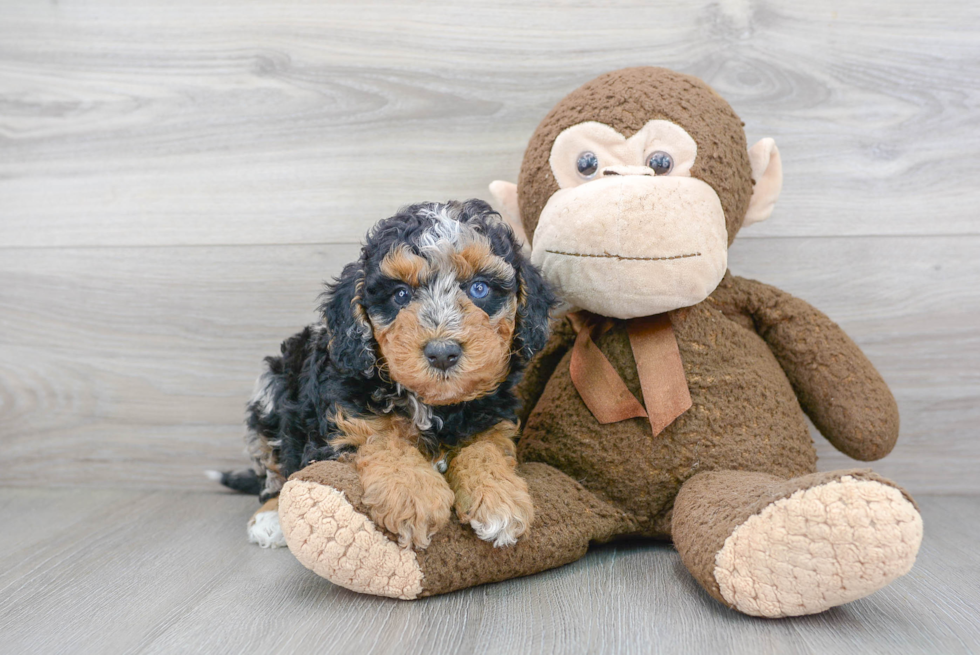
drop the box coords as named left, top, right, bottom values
left=0, top=488, right=977, bottom=655
left=2, top=0, right=979, bottom=653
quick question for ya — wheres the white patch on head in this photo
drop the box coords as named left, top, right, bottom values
left=416, top=204, right=464, bottom=249
left=247, top=510, right=286, bottom=548
left=416, top=204, right=485, bottom=263
left=412, top=204, right=489, bottom=332
left=416, top=271, right=464, bottom=331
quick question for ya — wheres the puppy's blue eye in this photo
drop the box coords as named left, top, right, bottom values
left=468, top=281, right=490, bottom=299
left=393, top=286, right=412, bottom=306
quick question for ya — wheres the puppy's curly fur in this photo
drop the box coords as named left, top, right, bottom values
left=217, top=200, right=556, bottom=549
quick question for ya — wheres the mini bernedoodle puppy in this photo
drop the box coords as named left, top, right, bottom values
left=211, top=200, right=556, bottom=551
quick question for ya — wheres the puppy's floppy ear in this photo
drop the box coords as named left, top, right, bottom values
left=320, top=262, right=375, bottom=376
left=514, top=253, right=557, bottom=362
left=463, top=198, right=556, bottom=362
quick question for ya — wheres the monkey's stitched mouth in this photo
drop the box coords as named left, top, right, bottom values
left=545, top=249, right=701, bottom=262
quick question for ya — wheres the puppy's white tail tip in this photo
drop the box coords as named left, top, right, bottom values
left=204, top=470, right=224, bottom=482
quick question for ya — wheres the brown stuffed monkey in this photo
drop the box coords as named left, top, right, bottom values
left=277, top=67, right=922, bottom=617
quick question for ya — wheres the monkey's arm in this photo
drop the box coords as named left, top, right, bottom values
left=731, top=275, right=899, bottom=461
left=514, top=317, right=576, bottom=425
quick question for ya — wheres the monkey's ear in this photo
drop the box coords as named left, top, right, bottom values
left=319, top=262, right=376, bottom=377
left=489, top=180, right=529, bottom=250
left=744, top=138, right=783, bottom=227
left=514, top=255, right=558, bottom=362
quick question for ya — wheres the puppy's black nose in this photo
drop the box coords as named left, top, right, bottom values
left=424, top=340, right=462, bottom=371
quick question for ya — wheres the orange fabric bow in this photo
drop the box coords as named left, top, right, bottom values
left=568, top=312, right=692, bottom=436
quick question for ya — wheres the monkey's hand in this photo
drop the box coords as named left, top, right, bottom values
left=732, top=275, right=900, bottom=462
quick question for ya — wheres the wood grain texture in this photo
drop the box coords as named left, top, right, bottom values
left=1, top=0, right=979, bottom=248
left=1, top=3, right=976, bottom=652
left=0, top=488, right=977, bottom=655
left=0, top=236, right=977, bottom=494
left=1, top=1, right=978, bottom=493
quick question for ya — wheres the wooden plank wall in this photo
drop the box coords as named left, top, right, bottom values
left=1, top=0, right=977, bottom=494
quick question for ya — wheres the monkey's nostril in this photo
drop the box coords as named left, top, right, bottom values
left=423, top=340, right=462, bottom=372
left=602, top=169, right=621, bottom=176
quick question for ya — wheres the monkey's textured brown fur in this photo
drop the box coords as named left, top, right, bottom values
left=516, top=272, right=901, bottom=537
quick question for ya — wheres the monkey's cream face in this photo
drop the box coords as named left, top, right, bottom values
left=530, top=120, right=729, bottom=319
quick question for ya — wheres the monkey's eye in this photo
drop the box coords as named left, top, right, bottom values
left=392, top=286, right=413, bottom=306
left=646, top=151, right=673, bottom=175
left=576, top=151, right=599, bottom=178
left=468, top=280, right=490, bottom=300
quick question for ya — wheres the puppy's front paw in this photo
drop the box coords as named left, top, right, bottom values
left=247, top=497, right=286, bottom=548
left=455, top=472, right=534, bottom=548
left=360, top=465, right=454, bottom=550
left=247, top=510, right=287, bottom=548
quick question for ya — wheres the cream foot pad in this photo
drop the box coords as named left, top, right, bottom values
left=714, top=476, right=923, bottom=618
left=278, top=479, right=424, bottom=600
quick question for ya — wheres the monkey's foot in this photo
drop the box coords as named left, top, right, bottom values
left=278, top=460, right=631, bottom=599
left=278, top=466, right=424, bottom=600
left=674, top=469, right=923, bottom=618
left=715, top=475, right=923, bottom=617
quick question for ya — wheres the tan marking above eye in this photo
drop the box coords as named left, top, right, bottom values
left=450, top=241, right=515, bottom=284
left=449, top=242, right=493, bottom=279
left=380, top=245, right=430, bottom=286
left=549, top=120, right=698, bottom=189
